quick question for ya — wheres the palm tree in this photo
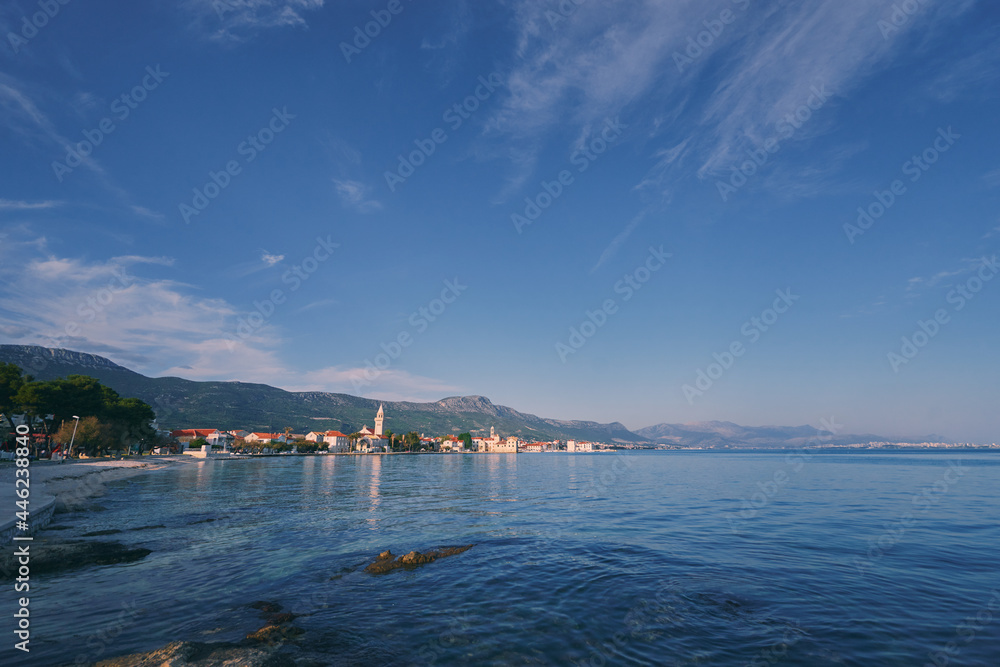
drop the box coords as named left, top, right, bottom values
left=348, top=432, right=361, bottom=453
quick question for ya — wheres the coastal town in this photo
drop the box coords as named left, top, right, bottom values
left=167, top=405, right=610, bottom=457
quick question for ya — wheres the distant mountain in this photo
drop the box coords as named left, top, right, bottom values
left=635, top=420, right=950, bottom=448
left=0, top=345, right=646, bottom=443
left=0, top=345, right=953, bottom=447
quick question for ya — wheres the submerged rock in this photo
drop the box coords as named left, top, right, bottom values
left=246, top=624, right=305, bottom=644
left=94, top=640, right=296, bottom=667
left=96, top=601, right=305, bottom=666
left=266, top=612, right=298, bottom=625
left=364, top=544, right=474, bottom=574
left=0, top=540, right=150, bottom=578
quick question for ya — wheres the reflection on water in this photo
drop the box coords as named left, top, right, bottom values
left=22, top=452, right=1000, bottom=666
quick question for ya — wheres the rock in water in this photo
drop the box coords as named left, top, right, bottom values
left=364, top=544, right=474, bottom=574
left=246, top=624, right=306, bottom=644
left=0, top=540, right=150, bottom=578
left=94, top=640, right=296, bottom=666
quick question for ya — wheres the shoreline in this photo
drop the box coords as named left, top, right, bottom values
left=0, top=456, right=204, bottom=524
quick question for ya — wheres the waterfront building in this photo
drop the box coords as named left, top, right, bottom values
left=324, top=431, right=350, bottom=452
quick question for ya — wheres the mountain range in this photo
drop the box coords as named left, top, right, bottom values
left=0, top=345, right=951, bottom=447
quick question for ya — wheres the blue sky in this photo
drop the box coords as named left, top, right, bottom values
left=1, top=0, right=998, bottom=441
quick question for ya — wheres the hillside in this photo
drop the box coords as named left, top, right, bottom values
left=0, top=346, right=646, bottom=442
left=634, top=420, right=948, bottom=448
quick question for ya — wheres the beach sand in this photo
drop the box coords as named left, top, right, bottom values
left=1, top=455, right=200, bottom=513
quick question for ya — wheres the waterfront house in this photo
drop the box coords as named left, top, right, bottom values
left=170, top=429, right=217, bottom=443
left=245, top=432, right=288, bottom=445
left=324, top=431, right=350, bottom=452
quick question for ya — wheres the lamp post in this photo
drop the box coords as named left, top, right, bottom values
left=66, top=415, right=80, bottom=460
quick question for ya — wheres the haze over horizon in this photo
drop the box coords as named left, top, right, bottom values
left=1, top=1, right=998, bottom=442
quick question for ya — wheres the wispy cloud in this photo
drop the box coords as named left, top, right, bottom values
left=130, top=205, right=165, bottom=220
left=0, top=233, right=458, bottom=401
left=333, top=178, right=382, bottom=214
left=0, top=73, right=161, bottom=218
left=493, top=0, right=980, bottom=205
left=591, top=210, right=647, bottom=273
left=905, top=255, right=998, bottom=298
left=228, top=250, right=286, bottom=277
left=261, top=250, right=284, bottom=267
left=183, top=0, right=324, bottom=43
left=295, top=298, right=338, bottom=314
left=0, top=199, right=61, bottom=211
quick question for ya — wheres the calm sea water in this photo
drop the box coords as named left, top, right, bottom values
left=19, top=452, right=1000, bottom=666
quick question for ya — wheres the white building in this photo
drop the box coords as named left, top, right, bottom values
left=324, top=431, right=350, bottom=453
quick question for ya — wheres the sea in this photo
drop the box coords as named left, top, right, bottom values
left=18, top=451, right=1000, bottom=666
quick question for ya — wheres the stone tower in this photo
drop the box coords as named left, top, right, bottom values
left=375, top=404, right=385, bottom=436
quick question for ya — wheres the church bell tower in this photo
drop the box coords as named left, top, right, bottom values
left=375, top=404, right=385, bottom=436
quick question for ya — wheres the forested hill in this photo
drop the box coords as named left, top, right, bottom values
left=0, top=345, right=646, bottom=442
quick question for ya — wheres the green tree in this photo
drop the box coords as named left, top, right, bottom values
left=56, top=416, right=113, bottom=458
left=0, top=363, right=30, bottom=432
left=404, top=431, right=421, bottom=451
left=104, top=396, right=157, bottom=456
left=12, top=374, right=156, bottom=457
left=458, top=432, right=473, bottom=451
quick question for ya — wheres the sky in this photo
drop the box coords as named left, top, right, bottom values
left=0, top=0, right=998, bottom=442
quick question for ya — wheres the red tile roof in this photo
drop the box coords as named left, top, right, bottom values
left=170, top=429, right=217, bottom=437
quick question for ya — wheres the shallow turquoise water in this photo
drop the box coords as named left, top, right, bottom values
left=17, top=451, right=1000, bottom=665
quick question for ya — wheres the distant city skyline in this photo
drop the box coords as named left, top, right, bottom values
left=1, top=1, right=998, bottom=442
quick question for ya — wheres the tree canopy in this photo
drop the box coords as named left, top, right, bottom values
left=1, top=364, right=157, bottom=456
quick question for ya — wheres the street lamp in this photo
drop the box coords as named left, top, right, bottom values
left=66, top=415, right=80, bottom=460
